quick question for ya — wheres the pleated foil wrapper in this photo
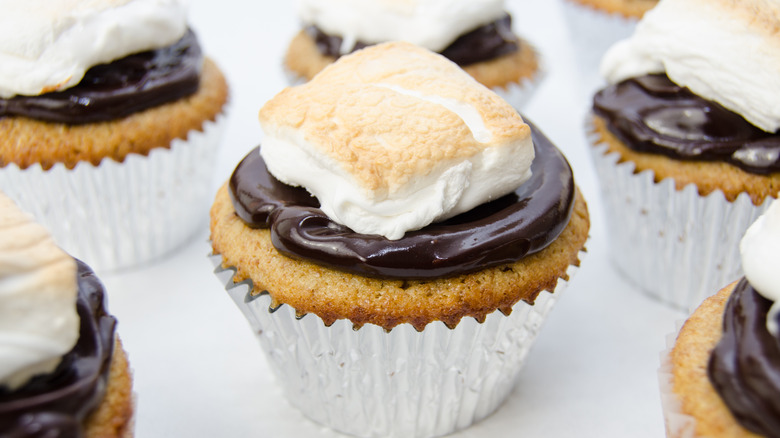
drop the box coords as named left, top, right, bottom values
left=211, top=252, right=581, bottom=438
left=560, top=0, right=640, bottom=100
left=0, top=114, right=226, bottom=273
left=658, top=324, right=700, bottom=438
left=589, top=142, right=773, bottom=311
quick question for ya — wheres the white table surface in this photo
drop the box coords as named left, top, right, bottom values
left=98, top=1, right=687, bottom=436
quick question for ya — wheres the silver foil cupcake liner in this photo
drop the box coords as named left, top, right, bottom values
left=210, top=252, right=582, bottom=438
left=589, top=141, right=773, bottom=311
left=560, top=0, right=641, bottom=100
left=0, top=115, right=226, bottom=272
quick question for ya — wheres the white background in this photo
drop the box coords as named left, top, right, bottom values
left=99, top=1, right=686, bottom=436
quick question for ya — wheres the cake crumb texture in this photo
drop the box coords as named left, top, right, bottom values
left=461, top=39, right=539, bottom=90
left=84, top=338, right=135, bottom=438
left=669, top=283, right=762, bottom=438
left=591, top=115, right=780, bottom=205
left=210, top=183, right=589, bottom=331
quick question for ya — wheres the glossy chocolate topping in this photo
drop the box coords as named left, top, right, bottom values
left=229, top=123, right=574, bottom=279
left=0, top=260, right=116, bottom=438
left=593, top=74, right=780, bottom=174
left=306, top=14, right=519, bottom=66
left=0, top=29, right=202, bottom=124
left=708, top=278, right=780, bottom=437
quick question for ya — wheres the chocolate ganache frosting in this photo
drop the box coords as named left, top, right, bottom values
left=593, top=74, right=780, bottom=175
left=229, top=122, right=574, bottom=280
left=0, top=29, right=202, bottom=124
left=708, top=278, right=780, bottom=437
left=306, top=14, right=519, bottom=66
left=0, top=260, right=116, bottom=438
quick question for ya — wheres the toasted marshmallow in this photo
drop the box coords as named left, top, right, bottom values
left=259, top=42, right=534, bottom=240
left=0, top=0, right=188, bottom=98
left=296, top=0, right=506, bottom=53
left=600, top=0, right=780, bottom=132
left=0, top=193, right=79, bottom=390
left=741, top=199, right=780, bottom=336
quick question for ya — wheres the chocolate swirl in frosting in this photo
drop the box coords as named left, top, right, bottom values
left=0, top=260, right=116, bottom=438
left=0, top=29, right=202, bottom=124
left=593, top=74, right=780, bottom=174
left=708, top=278, right=780, bottom=437
left=229, top=123, right=574, bottom=280
left=306, top=14, right=520, bottom=66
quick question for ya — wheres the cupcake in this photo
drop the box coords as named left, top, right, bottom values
left=283, top=0, right=543, bottom=109
left=211, top=42, right=589, bottom=437
left=0, top=0, right=229, bottom=272
left=660, top=199, right=780, bottom=437
left=588, top=0, right=780, bottom=310
left=561, top=0, right=658, bottom=99
left=0, top=193, right=133, bottom=437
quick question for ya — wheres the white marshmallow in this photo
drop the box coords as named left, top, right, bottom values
left=0, top=0, right=188, bottom=98
left=600, top=0, right=780, bottom=133
left=741, top=199, right=780, bottom=336
left=0, top=193, right=80, bottom=390
left=259, top=42, right=534, bottom=240
left=296, top=0, right=506, bottom=53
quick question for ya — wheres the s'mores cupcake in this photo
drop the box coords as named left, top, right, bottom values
left=0, top=0, right=229, bottom=271
left=660, top=199, right=780, bottom=437
left=588, top=0, right=780, bottom=310
left=0, top=193, right=133, bottom=437
left=283, top=0, right=543, bottom=109
left=211, top=42, right=589, bottom=437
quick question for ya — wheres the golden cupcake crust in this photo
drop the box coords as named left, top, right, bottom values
left=460, top=40, right=540, bottom=90
left=567, top=0, right=658, bottom=18
left=284, top=30, right=335, bottom=83
left=84, top=338, right=135, bottom=438
left=209, top=183, right=589, bottom=331
left=0, top=57, right=228, bottom=170
left=669, top=283, right=762, bottom=438
left=591, top=115, right=780, bottom=205
left=283, top=29, right=540, bottom=90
